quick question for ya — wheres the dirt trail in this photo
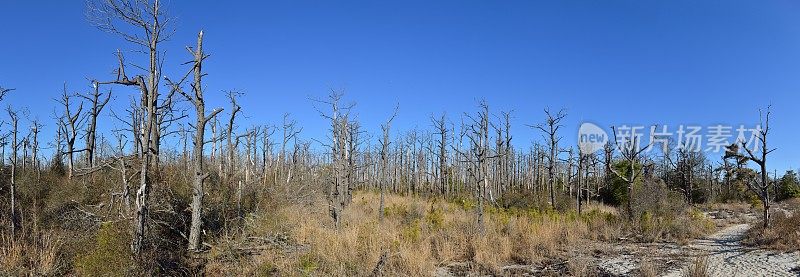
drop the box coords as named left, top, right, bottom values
left=664, top=223, right=800, bottom=277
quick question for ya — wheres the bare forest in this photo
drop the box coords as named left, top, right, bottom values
left=1, top=1, right=799, bottom=276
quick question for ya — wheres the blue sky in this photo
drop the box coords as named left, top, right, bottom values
left=1, top=0, right=798, bottom=171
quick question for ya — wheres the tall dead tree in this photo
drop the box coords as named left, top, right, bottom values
left=280, top=113, right=302, bottom=184
left=81, top=81, right=112, bottom=167
left=379, top=106, right=398, bottom=222
left=57, top=85, right=85, bottom=179
left=225, top=91, right=242, bottom=180
left=493, top=110, right=513, bottom=194
left=531, top=108, right=566, bottom=209
left=30, top=119, right=42, bottom=179
left=261, top=125, right=276, bottom=185
left=455, top=101, right=493, bottom=234
left=346, top=121, right=363, bottom=205
left=725, top=107, right=775, bottom=228
left=6, top=107, right=19, bottom=238
left=313, top=91, right=355, bottom=227
left=432, top=112, right=449, bottom=196
left=88, top=0, right=172, bottom=255
left=166, top=30, right=223, bottom=251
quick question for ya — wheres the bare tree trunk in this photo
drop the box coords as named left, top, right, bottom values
left=226, top=92, right=242, bottom=181
left=81, top=81, right=111, bottom=167
left=314, top=91, right=356, bottom=227
left=433, top=113, right=448, bottom=197
left=532, top=108, right=566, bottom=210
left=30, top=120, right=41, bottom=180
left=88, top=0, right=171, bottom=255
left=726, top=106, right=774, bottom=229
left=7, top=108, right=19, bottom=238
left=58, top=84, right=84, bottom=179
left=379, top=107, right=397, bottom=222
left=167, top=30, right=223, bottom=251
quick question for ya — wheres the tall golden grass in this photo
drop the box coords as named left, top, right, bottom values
left=206, top=192, right=625, bottom=275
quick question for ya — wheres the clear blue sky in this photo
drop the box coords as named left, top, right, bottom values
left=1, top=1, right=798, bottom=172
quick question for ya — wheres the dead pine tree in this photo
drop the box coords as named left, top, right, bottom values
left=110, top=132, right=136, bottom=213
left=431, top=112, right=449, bottom=196
left=609, top=126, right=650, bottom=221
left=6, top=106, right=19, bottom=238
left=379, top=105, right=398, bottom=222
left=233, top=130, right=252, bottom=220
left=280, top=113, right=302, bottom=185
left=260, top=125, right=276, bottom=185
left=166, top=30, right=223, bottom=251
left=724, top=106, right=776, bottom=228
left=576, top=147, right=586, bottom=214
left=56, top=84, right=86, bottom=179
left=81, top=81, right=111, bottom=167
left=492, top=110, right=513, bottom=195
left=454, top=101, right=496, bottom=234
left=225, top=91, right=243, bottom=181
left=88, top=0, right=173, bottom=255
left=313, top=91, right=356, bottom=227
left=29, top=119, right=43, bottom=180
left=530, top=108, right=566, bottom=210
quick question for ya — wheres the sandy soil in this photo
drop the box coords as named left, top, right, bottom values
left=663, top=223, right=800, bottom=277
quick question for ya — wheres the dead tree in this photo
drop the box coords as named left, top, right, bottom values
left=610, top=126, right=650, bottom=221
left=454, top=101, right=495, bottom=234
left=432, top=112, right=449, bottom=196
left=225, top=91, right=243, bottom=180
left=30, top=119, right=43, bottom=179
left=110, top=132, right=135, bottom=212
left=313, top=91, right=355, bottom=227
left=725, top=107, right=775, bottom=228
left=166, top=30, right=223, bottom=251
left=0, top=87, right=12, bottom=100
left=110, top=97, right=143, bottom=157
left=280, top=113, right=302, bottom=184
left=379, top=106, right=398, bottom=222
left=260, top=125, right=276, bottom=185
left=530, top=108, right=566, bottom=209
left=346, top=121, right=364, bottom=206
left=88, top=0, right=172, bottom=255
left=152, top=89, right=187, bottom=168
left=492, top=110, right=513, bottom=195
left=81, top=81, right=112, bottom=167
left=57, top=85, right=86, bottom=179
left=6, top=107, right=19, bottom=238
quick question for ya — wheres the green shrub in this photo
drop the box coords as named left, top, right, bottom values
left=298, top=253, right=319, bottom=275
left=74, top=222, right=134, bottom=276
left=425, top=205, right=444, bottom=229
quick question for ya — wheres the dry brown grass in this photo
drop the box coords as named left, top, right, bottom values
left=743, top=210, right=800, bottom=251
left=0, top=229, right=64, bottom=276
left=686, top=256, right=708, bottom=277
left=205, top=192, right=623, bottom=275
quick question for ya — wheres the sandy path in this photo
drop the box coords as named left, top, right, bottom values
left=664, top=224, right=800, bottom=277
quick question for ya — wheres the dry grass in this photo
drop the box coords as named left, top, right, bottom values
left=206, top=192, right=623, bottom=275
left=743, top=210, right=800, bottom=251
left=0, top=229, right=64, bottom=276
left=686, top=256, right=708, bottom=277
